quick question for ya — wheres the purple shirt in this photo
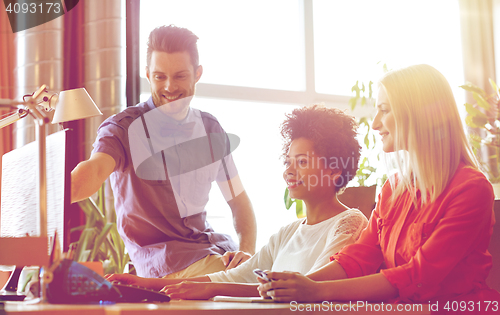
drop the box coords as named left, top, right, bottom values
left=92, top=97, right=238, bottom=277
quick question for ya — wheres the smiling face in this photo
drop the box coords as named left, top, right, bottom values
left=372, top=86, right=397, bottom=152
left=283, top=137, right=338, bottom=201
left=146, top=50, right=203, bottom=120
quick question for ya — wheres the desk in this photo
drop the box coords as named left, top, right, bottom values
left=3, top=300, right=431, bottom=314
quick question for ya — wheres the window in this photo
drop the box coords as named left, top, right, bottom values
left=313, top=0, right=464, bottom=99
left=140, top=0, right=305, bottom=91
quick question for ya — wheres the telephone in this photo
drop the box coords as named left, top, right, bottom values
left=46, top=259, right=170, bottom=303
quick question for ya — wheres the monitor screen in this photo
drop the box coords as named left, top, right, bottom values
left=1, top=129, right=71, bottom=253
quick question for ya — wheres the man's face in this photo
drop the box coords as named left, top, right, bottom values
left=146, top=50, right=203, bottom=120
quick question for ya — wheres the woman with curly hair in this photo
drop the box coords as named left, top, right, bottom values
left=258, top=65, right=500, bottom=311
left=106, top=105, right=368, bottom=300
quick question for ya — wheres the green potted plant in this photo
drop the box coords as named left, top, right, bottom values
left=460, top=79, right=500, bottom=197
left=348, top=79, right=387, bottom=188
left=71, top=184, right=130, bottom=275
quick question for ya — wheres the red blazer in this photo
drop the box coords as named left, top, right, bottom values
left=332, top=164, right=497, bottom=303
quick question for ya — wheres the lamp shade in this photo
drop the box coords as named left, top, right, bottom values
left=51, top=88, right=102, bottom=124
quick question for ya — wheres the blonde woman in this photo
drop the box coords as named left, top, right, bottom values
left=258, top=65, right=500, bottom=310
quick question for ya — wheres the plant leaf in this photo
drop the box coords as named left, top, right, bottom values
left=284, top=188, right=293, bottom=210
left=109, top=224, right=124, bottom=257
left=98, top=183, right=105, bottom=217
left=465, top=115, right=482, bottom=128
left=77, top=198, right=105, bottom=229
left=70, top=225, right=85, bottom=234
left=465, top=103, right=488, bottom=119
left=472, top=115, right=489, bottom=127
left=351, top=81, right=358, bottom=93
left=74, top=228, right=96, bottom=262
left=119, top=253, right=130, bottom=274
left=109, top=224, right=125, bottom=269
left=489, top=79, right=500, bottom=99
left=473, top=92, right=491, bottom=111
left=104, top=237, right=120, bottom=274
left=295, top=200, right=304, bottom=218
left=469, top=133, right=483, bottom=143
left=90, top=222, right=113, bottom=261
left=460, top=82, right=486, bottom=96
left=351, top=81, right=360, bottom=98
left=349, top=97, right=357, bottom=111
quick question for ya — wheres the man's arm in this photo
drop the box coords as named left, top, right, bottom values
left=105, top=273, right=211, bottom=291
left=227, top=189, right=256, bottom=254
left=71, top=152, right=116, bottom=203
left=217, top=174, right=257, bottom=255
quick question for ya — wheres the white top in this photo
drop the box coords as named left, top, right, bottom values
left=208, top=209, right=368, bottom=283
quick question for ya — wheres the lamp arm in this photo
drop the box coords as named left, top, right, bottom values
left=0, top=108, right=29, bottom=129
left=0, top=99, right=25, bottom=107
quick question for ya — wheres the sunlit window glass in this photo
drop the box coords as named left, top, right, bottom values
left=313, top=0, right=464, bottom=101
left=140, top=0, right=305, bottom=91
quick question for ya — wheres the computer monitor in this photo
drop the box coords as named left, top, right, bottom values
left=0, top=129, right=72, bottom=253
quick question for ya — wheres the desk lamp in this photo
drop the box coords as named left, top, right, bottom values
left=0, top=85, right=102, bottom=301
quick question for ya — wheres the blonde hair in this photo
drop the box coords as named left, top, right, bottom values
left=379, top=64, right=477, bottom=204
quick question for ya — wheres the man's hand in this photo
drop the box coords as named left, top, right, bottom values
left=105, top=273, right=186, bottom=291
left=221, top=251, right=252, bottom=270
left=104, top=273, right=147, bottom=286
left=161, top=281, right=218, bottom=300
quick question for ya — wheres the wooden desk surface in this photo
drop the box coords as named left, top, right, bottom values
left=3, top=299, right=431, bottom=314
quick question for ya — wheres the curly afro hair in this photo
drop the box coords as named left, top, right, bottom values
left=280, top=104, right=361, bottom=191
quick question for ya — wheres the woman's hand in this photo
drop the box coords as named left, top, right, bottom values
left=221, top=251, right=252, bottom=270
left=257, top=271, right=322, bottom=302
left=161, top=281, right=218, bottom=300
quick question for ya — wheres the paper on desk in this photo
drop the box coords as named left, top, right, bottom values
left=212, top=296, right=276, bottom=303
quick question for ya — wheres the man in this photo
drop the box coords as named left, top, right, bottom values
left=71, top=25, right=257, bottom=279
